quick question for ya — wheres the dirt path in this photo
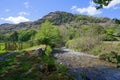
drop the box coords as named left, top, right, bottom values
left=54, top=47, right=120, bottom=80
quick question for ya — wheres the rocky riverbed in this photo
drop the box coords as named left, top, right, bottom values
left=54, top=47, right=120, bottom=80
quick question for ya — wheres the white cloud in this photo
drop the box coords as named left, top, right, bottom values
left=71, top=6, right=77, bottom=10
left=18, top=11, right=30, bottom=16
left=104, top=0, right=120, bottom=9
left=0, top=16, right=30, bottom=24
left=89, top=1, right=96, bottom=7
left=24, top=1, right=30, bottom=9
left=71, top=1, right=101, bottom=15
left=5, top=9, right=10, bottom=12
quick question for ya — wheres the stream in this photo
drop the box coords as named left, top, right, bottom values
left=54, top=47, right=120, bottom=80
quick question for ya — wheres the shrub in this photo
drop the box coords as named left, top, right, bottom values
left=18, top=29, right=37, bottom=42
left=103, top=35, right=118, bottom=41
left=66, top=37, right=100, bottom=52
left=103, top=29, right=118, bottom=41
left=99, top=51, right=118, bottom=63
left=35, top=20, right=62, bottom=47
left=41, top=56, right=55, bottom=65
left=45, top=45, right=52, bottom=57
left=99, top=53, right=109, bottom=61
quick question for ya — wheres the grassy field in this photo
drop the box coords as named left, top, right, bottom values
left=24, top=44, right=46, bottom=51
left=0, top=42, right=40, bottom=56
left=0, top=43, right=5, bottom=50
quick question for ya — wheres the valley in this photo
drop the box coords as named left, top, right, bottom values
left=0, top=11, right=120, bottom=80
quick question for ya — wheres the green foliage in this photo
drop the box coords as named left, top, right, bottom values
left=0, top=43, right=5, bottom=50
left=0, top=50, right=40, bottom=79
left=68, top=28, right=76, bottom=39
left=36, top=20, right=61, bottom=47
left=74, top=15, right=103, bottom=23
left=104, top=29, right=118, bottom=41
left=18, top=29, right=37, bottom=42
left=91, top=41, right=120, bottom=64
left=9, top=31, right=18, bottom=41
left=45, top=45, right=52, bottom=56
left=99, top=51, right=119, bottom=63
left=0, top=49, right=74, bottom=80
left=41, top=55, right=55, bottom=65
left=66, top=37, right=100, bottom=52
left=57, top=64, right=68, bottom=73
left=20, top=61, right=31, bottom=71
left=65, top=25, right=106, bottom=52
left=59, top=26, right=70, bottom=44
left=90, top=25, right=106, bottom=35
left=113, top=18, right=120, bottom=24
left=0, top=34, right=7, bottom=42
left=0, top=52, right=19, bottom=75
left=47, top=11, right=74, bottom=25
left=93, top=0, right=112, bottom=9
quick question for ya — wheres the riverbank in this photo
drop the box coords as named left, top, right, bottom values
left=54, top=47, right=120, bottom=80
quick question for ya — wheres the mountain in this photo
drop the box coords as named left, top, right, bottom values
left=0, top=11, right=117, bottom=34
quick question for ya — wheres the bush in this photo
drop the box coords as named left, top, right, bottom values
left=66, top=37, right=100, bottom=52
left=99, top=53, right=108, bottom=61
left=35, top=20, right=62, bottom=47
left=45, top=45, right=52, bottom=56
left=99, top=51, right=118, bottom=63
left=18, top=29, right=37, bottom=42
left=103, top=29, right=118, bottom=41
left=41, top=56, right=55, bottom=65
left=103, top=35, right=118, bottom=41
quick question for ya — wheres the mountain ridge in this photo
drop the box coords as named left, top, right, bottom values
left=0, top=11, right=117, bottom=34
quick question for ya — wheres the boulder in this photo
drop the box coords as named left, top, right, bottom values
left=35, top=48, right=45, bottom=56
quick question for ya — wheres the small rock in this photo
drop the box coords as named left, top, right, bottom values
left=38, top=63, right=43, bottom=71
left=36, top=48, right=44, bottom=56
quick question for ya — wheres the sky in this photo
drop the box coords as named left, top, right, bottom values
left=0, top=0, right=120, bottom=24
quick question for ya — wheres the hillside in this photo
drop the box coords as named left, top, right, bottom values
left=0, top=11, right=117, bottom=34
left=1, top=11, right=120, bottom=80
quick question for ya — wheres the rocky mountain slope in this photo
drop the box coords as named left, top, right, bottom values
left=0, top=11, right=117, bottom=34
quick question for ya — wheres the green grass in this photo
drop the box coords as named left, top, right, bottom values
left=24, top=45, right=41, bottom=50
left=0, top=43, right=7, bottom=56
left=0, top=50, right=40, bottom=79
left=0, top=48, right=75, bottom=80
left=0, top=42, right=74, bottom=79
left=0, top=42, right=40, bottom=56
left=0, top=43, right=5, bottom=49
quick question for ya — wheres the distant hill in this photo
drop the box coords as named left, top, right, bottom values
left=0, top=11, right=117, bottom=34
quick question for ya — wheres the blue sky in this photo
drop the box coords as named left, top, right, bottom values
left=0, top=0, right=120, bottom=24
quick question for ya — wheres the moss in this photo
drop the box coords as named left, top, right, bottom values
left=44, top=72, right=75, bottom=80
